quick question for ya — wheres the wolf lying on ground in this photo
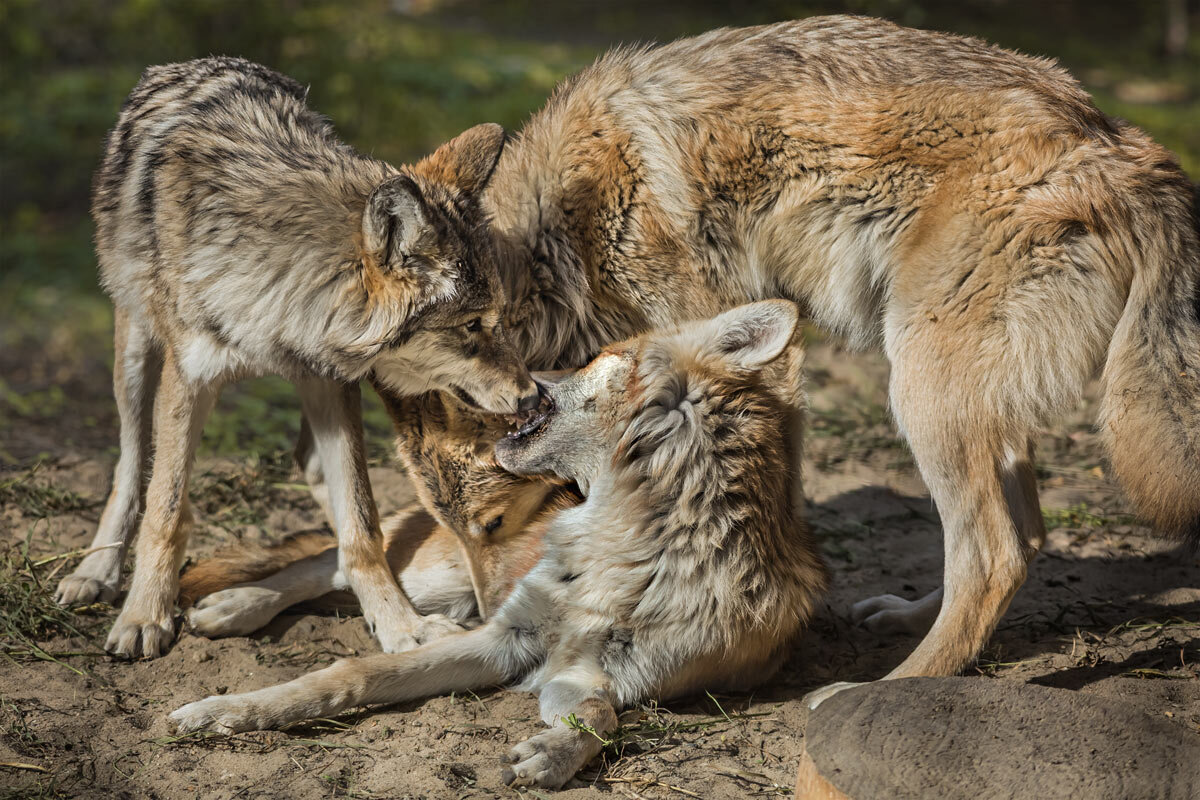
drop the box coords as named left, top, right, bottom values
left=54, top=57, right=542, bottom=659
left=170, top=300, right=829, bottom=789
left=302, top=15, right=1197, bottom=695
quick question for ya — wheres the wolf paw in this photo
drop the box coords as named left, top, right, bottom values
left=502, top=727, right=587, bottom=789
left=851, top=592, right=939, bottom=635
left=105, top=612, right=175, bottom=659
left=56, top=573, right=119, bottom=606
left=187, top=587, right=285, bottom=638
left=169, top=695, right=266, bottom=735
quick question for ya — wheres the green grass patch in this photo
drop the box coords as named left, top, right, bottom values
left=0, top=538, right=107, bottom=675
left=1041, top=503, right=1133, bottom=531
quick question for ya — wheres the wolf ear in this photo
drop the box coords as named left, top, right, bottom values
left=362, top=175, right=429, bottom=271
left=704, top=300, right=800, bottom=370
left=412, top=123, right=506, bottom=196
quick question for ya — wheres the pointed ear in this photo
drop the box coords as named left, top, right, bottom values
left=362, top=175, right=429, bottom=270
left=412, top=123, right=506, bottom=195
left=703, top=300, right=800, bottom=370
left=531, top=368, right=577, bottom=388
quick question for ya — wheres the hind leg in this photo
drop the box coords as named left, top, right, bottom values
left=106, top=351, right=218, bottom=658
left=57, top=309, right=160, bottom=605
left=854, top=301, right=1048, bottom=679
left=294, top=414, right=336, bottom=530
left=879, top=429, right=1044, bottom=678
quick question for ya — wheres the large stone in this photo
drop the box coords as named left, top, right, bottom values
left=796, top=677, right=1199, bottom=800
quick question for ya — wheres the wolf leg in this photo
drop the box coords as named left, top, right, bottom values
left=295, top=378, right=462, bottom=653
left=169, top=622, right=523, bottom=733
left=57, top=309, right=160, bottom=605
left=857, top=324, right=1045, bottom=679
left=106, top=351, right=218, bottom=658
left=294, top=414, right=336, bottom=530
left=504, top=666, right=617, bottom=789
left=187, top=547, right=340, bottom=637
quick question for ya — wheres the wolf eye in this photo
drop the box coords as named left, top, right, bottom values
left=465, top=318, right=483, bottom=332
left=484, top=515, right=503, bottom=534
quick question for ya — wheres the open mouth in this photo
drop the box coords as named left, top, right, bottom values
left=506, top=396, right=554, bottom=442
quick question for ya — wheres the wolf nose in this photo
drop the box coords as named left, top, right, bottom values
left=516, top=390, right=542, bottom=415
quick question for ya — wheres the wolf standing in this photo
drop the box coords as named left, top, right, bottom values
left=384, top=16, right=1199, bottom=686
left=55, top=57, right=541, bottom=658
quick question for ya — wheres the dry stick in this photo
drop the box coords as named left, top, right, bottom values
left=602, top=776, right=702, bottom=798
left=32, top=542, right=121, bottom=568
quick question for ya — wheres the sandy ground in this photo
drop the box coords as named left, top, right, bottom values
left=2, top=342, right=1197, bottom=799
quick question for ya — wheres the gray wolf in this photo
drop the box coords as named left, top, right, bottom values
left=169, top=300, right=829, bottom=789
left=346, top=15, right=1198, bottom=690
left=53, top=57, right=541, bottom=659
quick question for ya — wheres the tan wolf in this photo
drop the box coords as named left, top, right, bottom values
left=54, top=57, right=542, bottom=659
left=322, top=15, right=1196, bottom=693
left=169, top=300, right=829, bottom=789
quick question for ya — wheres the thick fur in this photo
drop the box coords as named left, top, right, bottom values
left=170, top=301, right=828, bottom=789
left=56, top=57, right=540, bottom=659
left=366, top=16, right=1198, bottom=683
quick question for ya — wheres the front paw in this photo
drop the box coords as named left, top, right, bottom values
left=106, top=610, right=176, bottom=659
left=502, top=727, right=589, bottom=790
left=169, top=695, right=265, bottom=735
left=187, top=587, right=282, bottom=638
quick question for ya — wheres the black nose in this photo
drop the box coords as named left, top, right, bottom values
left=517, top=390, right=542, bottom=414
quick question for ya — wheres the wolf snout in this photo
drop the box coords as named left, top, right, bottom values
left=517, top=388, right=543, bottom=416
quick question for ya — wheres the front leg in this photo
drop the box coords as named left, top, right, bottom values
left=170, top=623, right=518, bottom=733
left=504, top=669, right=618, bottom=789
left=295, top=378, right=461, bottom=652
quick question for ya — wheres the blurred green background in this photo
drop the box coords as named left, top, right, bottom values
left=1, top=0, right=1197, bottom=464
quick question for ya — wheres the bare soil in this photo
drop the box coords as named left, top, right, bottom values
left=2, top=341, right=1197, bottom=799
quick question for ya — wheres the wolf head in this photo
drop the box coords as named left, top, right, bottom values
left=354, top=124, right=539, bottom=416
left=380, top=387, right=574, bottom=552
left=495, top=300, right=803, bottom=495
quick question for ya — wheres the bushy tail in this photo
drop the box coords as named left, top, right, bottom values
left=1100, top=179, right=1200, bottom=543
left=178, top=530, right=335, bottom=608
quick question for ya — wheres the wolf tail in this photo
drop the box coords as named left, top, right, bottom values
left=178, top=530, right=335, bottom=608
left=1100, top=178, right=1200, bottom=544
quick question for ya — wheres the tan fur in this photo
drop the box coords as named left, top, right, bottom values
left=178, top=531, right=335, bottom=609
left=170, top=302, right=828, bottom=789
left=394, top=16, right=1199, bottom=683
left=56, top=57, right=541, bottom=659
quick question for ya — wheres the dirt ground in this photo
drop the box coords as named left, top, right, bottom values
left=1, top=340, right=1197, bottom=799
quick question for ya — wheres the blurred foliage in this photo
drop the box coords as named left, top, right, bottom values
left=0, top=0, right=1196, bottom=458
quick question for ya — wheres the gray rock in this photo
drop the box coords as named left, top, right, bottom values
left=800, top=677, right=1200, bottom=800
